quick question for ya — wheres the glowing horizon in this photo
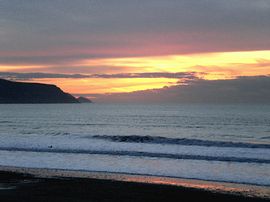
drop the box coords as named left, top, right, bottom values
left=0, top=50, right=270, bottom=94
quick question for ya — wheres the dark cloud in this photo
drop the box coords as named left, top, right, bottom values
left=94, top=76, right=270, bottom=104
left=91, top=72, right=198, bottom=79
left=1, top=0, right=270, bottom=65
left=0, top=71, right=198, bottom=80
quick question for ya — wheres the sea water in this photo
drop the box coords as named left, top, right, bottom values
left=0, top=104, right=269, bottom=186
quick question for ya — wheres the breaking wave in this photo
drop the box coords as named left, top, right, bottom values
left=0, top=147, right=269, bottom=164
left=92, top=135, right=270, bottom=149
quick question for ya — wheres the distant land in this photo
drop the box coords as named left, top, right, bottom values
left=77, top=96, right=93, bottom=103
left=0, top=78, right=88, bottom=104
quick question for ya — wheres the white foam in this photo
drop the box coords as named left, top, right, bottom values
left=0, top=150, right=269, bottom=186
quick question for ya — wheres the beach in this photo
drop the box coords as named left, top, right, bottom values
left=0, top=167, right=269, bottom=202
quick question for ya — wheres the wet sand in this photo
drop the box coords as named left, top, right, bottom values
left=0, top=170, right=269, bottom=202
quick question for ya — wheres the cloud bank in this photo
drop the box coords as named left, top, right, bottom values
left=0, top=72, right=198, bottom=80
left=93, top=76, right=270, bottom=104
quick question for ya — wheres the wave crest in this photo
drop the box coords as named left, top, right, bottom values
left=92, top=135, right=270, bottom=149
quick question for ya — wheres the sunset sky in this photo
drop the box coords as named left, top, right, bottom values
left=1, top=0, right=270, bottom=99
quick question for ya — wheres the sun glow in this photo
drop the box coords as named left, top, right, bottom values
left=26, top=78, right=179, bottom=94
left=82, top=50, right=270, bottom=79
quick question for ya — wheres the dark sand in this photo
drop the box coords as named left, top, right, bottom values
left=0, top=171, right=269, bottom=202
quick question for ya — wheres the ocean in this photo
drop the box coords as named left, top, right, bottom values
left=0, top=104, right=269, bottom=187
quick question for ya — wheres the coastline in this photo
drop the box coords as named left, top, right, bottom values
left=0, top=166, right=269, bottom=201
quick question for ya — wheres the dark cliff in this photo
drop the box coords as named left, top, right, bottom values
left=77, top=96, right=93, bottom=103
left=0, top=79, right=79, bottom=103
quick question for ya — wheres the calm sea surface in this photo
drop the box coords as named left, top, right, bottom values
left=0, top=104, right=269, bottom=186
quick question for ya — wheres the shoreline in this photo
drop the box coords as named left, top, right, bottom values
left=0, top=166, right=269, bottom=201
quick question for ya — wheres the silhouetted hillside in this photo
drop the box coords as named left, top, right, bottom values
left=77, top=96, right=93, bottom=103
left=0, top=79, right=78, bottom=103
